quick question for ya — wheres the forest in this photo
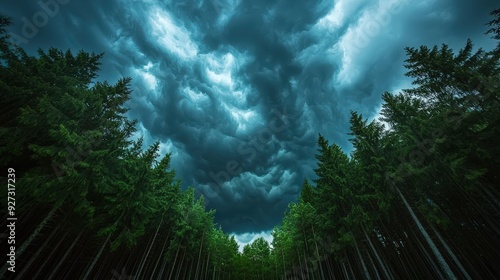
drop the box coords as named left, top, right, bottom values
left=0, top=8, right=499, bottom=280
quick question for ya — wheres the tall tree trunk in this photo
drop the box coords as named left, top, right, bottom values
left=355, top=239, right=371, bottom=279
left=276, top=258, right=278, bottom=279
left=325, top=255, right=336, bottom=280
left=396, top=187, right=457, bottom=280
left=365, top=245, right=381, bottom=280
left=205, top=252, right=210, bottom=280
left=31, top=231, right=69, bottom=279
left=82, top=232, right=111, bottom=280
left=157, top=251, right=168, bottom=280
left=134, top=233, right=152, bottom=278
left=179, top=252, right=187, bottom=280
left=311, top=225, right=325, bottom=280
left=156, top=231, right=172, bottom=280
left=137, top=219, right=163, bottom=278
left=82, top=213, right=124, bottom=280
left=303, top=249, right=310, bottom=278
left=176, top=249, right=186, bottom=280
left=281, top=251, right=286, bottom=276
left=187, top=258, right=194, bottom=280
left=64, top=236, right=90, bottom=278
left=413, top=229, right=445, bottom=279
left=151, top=229, right=170, bottom=279
left=364, top=228, right=392, bottom=279
left=0, top=204, right=59, bottom=276
left=341, top=261, right=350, bottom=280
left=48, top=231, right=83, bottom=279
left=346, top=253, right=356, bottom=279
left=430, top=224, right=472, bottom=280
left=194, top=232, right=205, bottom=280
left=168, top=245, right=181, bottom=280
left=14, top=222, right=61, bottom=280
left=93, top=241, right=113, bottom=280
left=296, top=248, right=303, bottom=278
left=20, top=204, right=59, bottom=254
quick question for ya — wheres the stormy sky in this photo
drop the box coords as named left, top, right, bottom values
left=2, top=0, right=497, bottom=248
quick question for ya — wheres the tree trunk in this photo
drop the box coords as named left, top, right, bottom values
left=168, top=245, right=181, bottom=280
left=93, top=239, right=113, bottom=280
left=365, top=245, right=381, bottom=280
left=31, top=231, right=69, bottom=279
left=205, top=252, right=210, bottom=280
left=151, top=229, right=170, bottom=279
left=82, top=232, right=111, bottom=280
left=303, top=249, right=310, bottom=278
left=346, top=253, right=356, bottom=279
left=413, top=229, right=445, bottom=278
left=281, top=251, right=286, bottom=276
left=176, top=249, right=186, bottom=280
left=396, top=187, right=456, bottom=280
left=341, top=261, right=350, bottom=280
left=48, top=231, right=82, bottom=279
left=431, top=224, right=471, bottom=280
left=14, top=222, right=61, bottom=280
left=187, top=258, right=194, bottom=280
left=156, top=231, right=172, bottom=279
left=0, top=204, right=59, bottom=276
left=355, top=239, right=371, bottom=279
left=311, top=225, right=325, bottom=280
left=325, top=255, right=336, bottom=280
left=82, top=212, right=124, bottom=280
left=364, top=229, right=392, bottom=279
left=195, top=232, right=205, bottom=280
left=137, top=219, right=162, bottom=278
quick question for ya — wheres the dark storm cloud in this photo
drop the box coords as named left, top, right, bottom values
left=3, top=0, right=498, bottom=238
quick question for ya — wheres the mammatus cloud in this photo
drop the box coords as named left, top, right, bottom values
left=3, top=0, right=498, bottom=246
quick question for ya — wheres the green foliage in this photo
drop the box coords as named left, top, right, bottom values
left=270, top=9, right=500, bottom=279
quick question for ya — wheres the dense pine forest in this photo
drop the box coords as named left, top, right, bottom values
left=1, top=8, right=499, bottom=280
